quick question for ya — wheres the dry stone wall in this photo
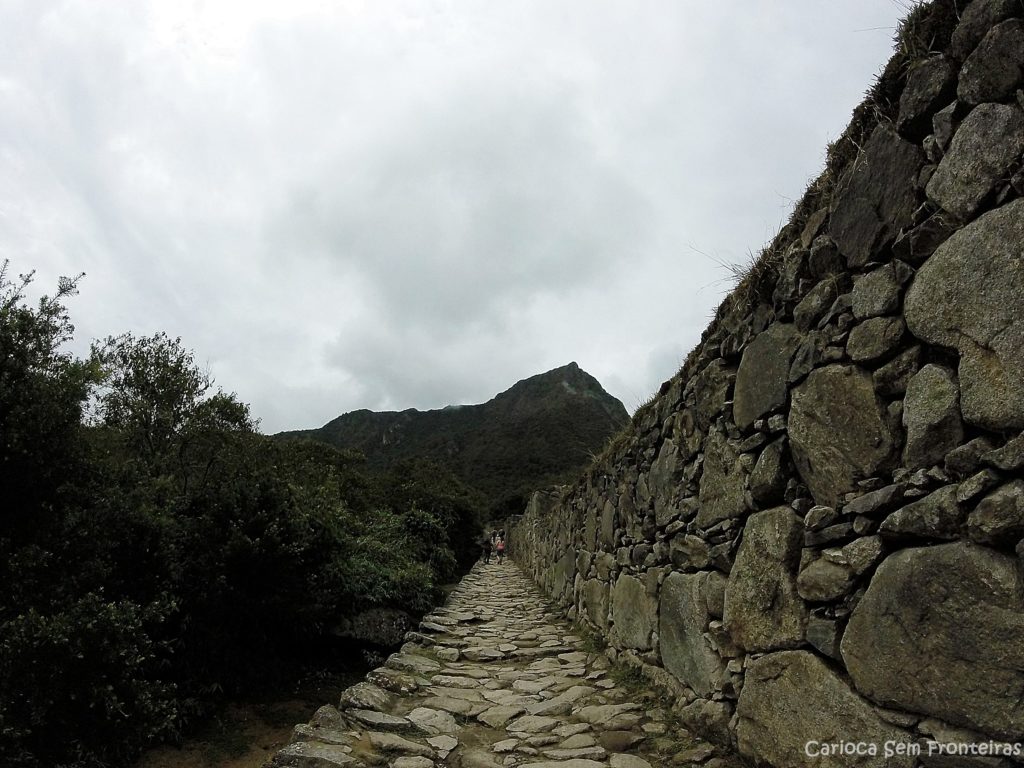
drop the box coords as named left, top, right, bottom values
left=508, top=2, right=1024, bottom=765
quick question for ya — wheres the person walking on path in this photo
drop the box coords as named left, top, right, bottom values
left=481, top=536, right=492, bottom=564
left=495, top=536, right=506, bottom=565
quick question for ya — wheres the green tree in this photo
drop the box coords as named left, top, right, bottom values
left=0, top=263, right=95, bottom=547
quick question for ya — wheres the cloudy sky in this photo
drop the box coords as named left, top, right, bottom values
left=1, top=0, right=913, bottom=433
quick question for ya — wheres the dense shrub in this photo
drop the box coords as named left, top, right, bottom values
left=0, top=263, right=482, bottom=767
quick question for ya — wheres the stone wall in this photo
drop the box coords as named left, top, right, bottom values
left=507, top=1, right=1024, bottom=765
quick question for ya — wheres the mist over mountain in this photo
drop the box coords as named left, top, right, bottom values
left=278, top=362, right=629, bottom=514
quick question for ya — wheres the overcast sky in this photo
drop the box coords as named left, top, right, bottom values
left=1, top=0, right=913, bottom=433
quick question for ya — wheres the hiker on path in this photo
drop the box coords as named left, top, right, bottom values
left=496, top=535, right=506, bottom=565
left=481, top=536, right=492, bottom=564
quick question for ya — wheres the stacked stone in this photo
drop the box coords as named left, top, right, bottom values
left=508, top=2, right=1024, bottom=766
left=269, top=562, right=737, bottom=768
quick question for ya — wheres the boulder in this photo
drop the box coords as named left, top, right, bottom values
left=733, top=323, right=802, bottom=428
left=892, top=210, right=957, bottom=265
left=582, top=579, right=608, bottom=631
left=669, top=534, right=711, bottom=570
left=947, top=436, right=998, bottom=478
left=925, top=104, right=1024, bottom=220
left=723, top=507, right=807, bottom=652
left=789, top=365, right=898, bottom=506
left=692, top=359, right=734, bottom=432
left=600, top=499, right=616, bottom=548
left=697, top=431, right=749, bottom=528
left=407, top=706, right=459, bottom=735
left=842, top=542, right=1024, bottom=739
left=958, top=19, right=1024, bottom=104
left=833, top=535, right=885, bottom=576
left=905, top=199, right=1024, bottom=430
left=931, top=101, right=961, bottom=150
left=968, top=480, right=1024, bottom=546
left=796, top=558, right=852, bottom=602
left=846, top=316, right=905, bottom=363
left=951, top=0, right=1023, bottom=59
left=874, top=344, right=922, bottom=397
left=348, top=709, right=415, bottom=732
left=830, top=125, right=924, bottom=267
left=788, top=330, right=828, bottom=385
left=985, top=432, right=1024, bottom=472
left=793, top=279, right=839, bottom=332
left=339, top=682, right=392, bottom=713
left=748, top=437, right=788, bottom=505
left=385, top=653, right=441, bottom=676
left=609, top=574, right=656, bottom=650
left=366, top=731, right=433, bottom=756
left=808, top=235, right=843, bottom=277
left=805, top=615, right=843, bottom=659
left=897, top=56, right=956, bottom=138
left=736, top=651, right=914, bottom=768
left=659, top=572, right=726, bottom=697
left=852, top=263, right=908, bottom=320
left=902, top=364, right=964, bottom=469
left=648, top=440, right=680, bottom=527
left=550, top=548, right=577, bottom=606
left=880, top=485, right=963, bottom=540
left=271, top=741, right=357, bottom=767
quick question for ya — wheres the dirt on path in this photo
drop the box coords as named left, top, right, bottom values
left=133, top=674, right=363, bottom=768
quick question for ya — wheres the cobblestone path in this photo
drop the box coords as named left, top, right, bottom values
left=270, top=561, right=739, bottom=768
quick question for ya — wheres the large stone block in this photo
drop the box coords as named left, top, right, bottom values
left=830, top=125, right=924, bottom=267
left=749, top=437, right=788, bottom=505
left=723, top=507, right=806, bottom=652
left=951, top=0, right=1023, bottom=59
left=696, top=431, right=749, bottom=529
left=852, top=262, right=906, bottom=320
left=582, top=579, right=609, bottom=631
left=897, top=55, right=956, bottom=139
left=789, top=365, right=898, bottom=507
left=600, top=499, right=617, bottom=548
left=903, top=364, right=964, bottom=469
left=609, top=574, right=656, bottom=651
left=692, top=359, right=735, bottom=432
left=926, top=104, right=1024, bottom=221
left=968, top=480, right=1024, bottom=546
left=958, top=19, right=1024, bottom=104
left=733, top=323, right=802, bottom=429
left=905, top=199, right=1024, bottom=430
left=550, top=548, right=577, bottom=605
left=841, top=542, right=1024, bottom=740
left=659, top=572, right=726, bottom=697
left=649, top=440, right=681, bottom=527
left=736, top=651, right=914, bottom=768
left=879, top=485, right=963, bottom=540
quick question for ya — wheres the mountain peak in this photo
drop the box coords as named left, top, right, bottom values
left=276, top=365, right=628, bottom=513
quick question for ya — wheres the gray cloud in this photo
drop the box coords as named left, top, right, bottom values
left=0, top=0, right=912, bottom=432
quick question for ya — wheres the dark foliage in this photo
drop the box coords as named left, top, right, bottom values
left=278, top=361, right=629, bottom=518
left=0, top=263, right=482, bottom=767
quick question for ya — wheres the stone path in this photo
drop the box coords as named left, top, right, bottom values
left=270, top=561, right=740, bottom=768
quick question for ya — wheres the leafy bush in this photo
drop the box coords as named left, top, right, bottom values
left=0, top=595, right=178, bottom=767
left=0, top=263, right=483, bottom=766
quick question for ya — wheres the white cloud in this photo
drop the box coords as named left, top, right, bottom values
left=0, top=0, right=911, bottom=431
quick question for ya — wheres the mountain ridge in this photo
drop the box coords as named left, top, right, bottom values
left=277, top=362, right=629, bottom=513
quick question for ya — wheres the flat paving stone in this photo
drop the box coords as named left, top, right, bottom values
left=270, top=560, right=732, bottom=768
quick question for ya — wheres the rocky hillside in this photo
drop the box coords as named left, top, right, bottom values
left=279, top=362, right=629, bottom=513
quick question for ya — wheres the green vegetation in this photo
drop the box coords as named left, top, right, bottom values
left=278, top=362, right=629, bottom=519
left=0, top=263, right=483, bottom=767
